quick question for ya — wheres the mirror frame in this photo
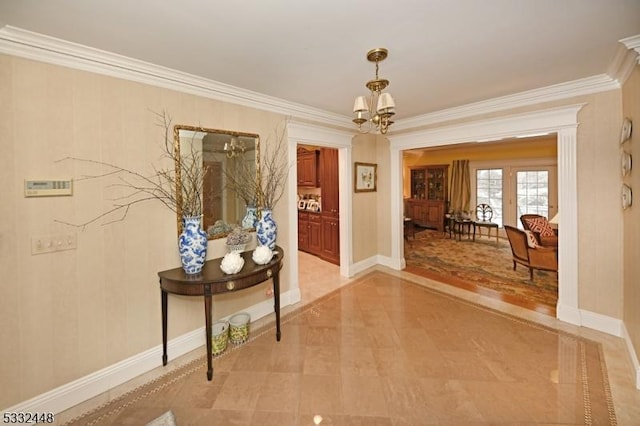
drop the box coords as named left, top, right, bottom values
left=173, top=124, right=260, bottom=239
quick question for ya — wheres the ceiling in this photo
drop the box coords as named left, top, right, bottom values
left=1, top=0, right=639, bottom=124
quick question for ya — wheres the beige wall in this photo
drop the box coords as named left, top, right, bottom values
left=351, top=134, right=379, bottom=262
left=350, top=132, right=393, bottom=261
left=575, top=90, right=625, bottom=317
left=622, top=65, right=640, bottom=363
left=0, top=54, right=287, bottom=408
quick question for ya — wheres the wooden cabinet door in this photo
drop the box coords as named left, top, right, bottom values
left=426, top=203, right=444, bottom=229
left=308, top=213, right=322, bottom=254
left=426, top=165, right=448, bottom=201
left=298, top=211, right=309, bottom=251
left=297, top=148, right=319, bottom=187
left=321, top=216, right=340, bottom=264
left=408, top=201, right=427, bottom=226
left=410, top=167, right=426, bottom=199
left=320, top=148, right=339, bottom=217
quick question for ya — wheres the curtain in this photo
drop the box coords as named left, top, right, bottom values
left=449, top=159, right=471, bottom=214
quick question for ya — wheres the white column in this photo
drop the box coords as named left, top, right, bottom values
left=556, top=126, right=581, bottom=325
left=389, top=145, right=406, bottom=270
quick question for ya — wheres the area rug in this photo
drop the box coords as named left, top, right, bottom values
left=405, top=228, right=558, bottom=310
left=62, top=271, right=614, bottom=425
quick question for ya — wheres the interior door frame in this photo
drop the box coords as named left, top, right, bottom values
left=285, top=122, right=354, bottom=306
left=389, top=104, right=584, bottom=326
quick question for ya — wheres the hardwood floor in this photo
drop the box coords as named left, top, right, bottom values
left=404, top=264, right=557, bottom=316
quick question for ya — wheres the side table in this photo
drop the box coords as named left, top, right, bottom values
left=452, top=218, right=474, bottom=241
left=158, top=246, right=284, bottom=380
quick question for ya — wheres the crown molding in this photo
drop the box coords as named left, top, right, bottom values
left=0, top=26, right=352, bottom=129
left=390, top=104, right=585, bottom=150
left=608, top=44, right=638, bottom=85
left=392, top=74, right=618, bottom=132
left=0, top=26, right=634, bottom=135
left=621, top=34, right=640, bottom=60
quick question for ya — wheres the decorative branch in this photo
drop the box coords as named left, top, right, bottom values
left=222, top=155, right=259, bottom=207
left=55, top=110, right=207, bottom=228
left=256, top=120, right=290, bottom=210
left=219, top=119, right=290, bottom=213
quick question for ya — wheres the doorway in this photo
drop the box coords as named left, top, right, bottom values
left=405, top=152, right=559, bottom=313
left=296, top=144, right=340, bottom=265
left=391, top=105, right=583, bottom=325
left=286, top=123, right=354, bottom=308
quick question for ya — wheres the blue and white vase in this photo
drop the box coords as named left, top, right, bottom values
left=242, top=205, right=258, bottom=229
left=256, top=208, right=277, bottom=250
left=178, top=215, right=208, bottom=274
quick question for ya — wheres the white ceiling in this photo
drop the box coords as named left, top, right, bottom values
left=1, top=0, right=639, bottom=123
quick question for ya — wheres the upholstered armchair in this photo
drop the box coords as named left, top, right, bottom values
left=504, top=225, right=558, bottom=281
left=520, top=214, right=558, bottom=248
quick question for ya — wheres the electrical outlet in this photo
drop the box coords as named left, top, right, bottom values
left=31, top=233, right=77, bottom=255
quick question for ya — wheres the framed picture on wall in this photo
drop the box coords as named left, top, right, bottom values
left=354, top=162, right=377, bottom=192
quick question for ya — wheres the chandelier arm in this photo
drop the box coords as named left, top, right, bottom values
left=358, top=116, right=373, bottom=134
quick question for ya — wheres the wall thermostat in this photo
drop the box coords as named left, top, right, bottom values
left=24, top=179, right=73, bottom=197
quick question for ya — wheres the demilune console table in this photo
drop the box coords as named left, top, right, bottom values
left=158, top=246, right=284, bottom=380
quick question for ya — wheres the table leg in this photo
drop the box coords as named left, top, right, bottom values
left=273, top=272, right=281, bottom=341
left=161, top=288, right=168, bottom=366
left=204, top=292, right=213, bottom=381
left=473, top=223, right=477, bottom=241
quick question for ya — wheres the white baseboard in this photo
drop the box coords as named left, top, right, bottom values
left=376, top=255, right=404, bottom=270
left=556, top=303, right=582, bottom=326
left=349, top=254, right=405, bottom=277
left=3, top=289, right=299, bottom=415
left=349, top=255, right=378, bottom=276
left=621, top=323, right=640, bottom=390
left=579, top=309, right=624, bottom=337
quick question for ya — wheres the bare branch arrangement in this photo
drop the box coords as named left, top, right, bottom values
left=222, top=155, right=259, bottom=208
left=221, top=119, right=290, bottom=213
left=256, top=120, right=290, bottom=211
left=56, top=110, right=207, bottom=228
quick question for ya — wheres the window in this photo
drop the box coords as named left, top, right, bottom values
left=476, top=168, right=503, bottom=226
left=516, top=170, right=549, bottom=226
left=471, top=161, right=557, bottom=229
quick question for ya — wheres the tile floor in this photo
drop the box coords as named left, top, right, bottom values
left=55, top=251, right=640, bottom=424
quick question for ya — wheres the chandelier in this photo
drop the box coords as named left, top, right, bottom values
left=223, top=136, right=246, bottom=158
left=352, top=48, right=396, bottom=135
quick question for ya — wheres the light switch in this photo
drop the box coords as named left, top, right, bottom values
left=31, top=233, right=77, bottom=255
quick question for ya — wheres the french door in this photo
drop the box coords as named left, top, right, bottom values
left=509, top=166, right=557, bottom=229
left=471, top=161, right=557, bottom=230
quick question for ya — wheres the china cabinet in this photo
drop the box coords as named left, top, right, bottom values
left=407, top=164, right=448, bottom=231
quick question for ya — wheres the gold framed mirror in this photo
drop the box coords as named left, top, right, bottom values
left=174, top=125, right=260, bottom=240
